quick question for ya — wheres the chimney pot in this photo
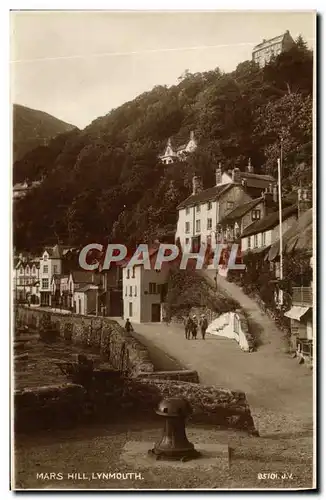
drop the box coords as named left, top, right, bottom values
left=272, top=184, right=278, bottom=203
left=247, top=158, right=254, bottom=173
left=232, top=168, right=241, bottom=183
left=192, top=176, right=203, bottom=196
left=215, top=164, right=222, bottom=186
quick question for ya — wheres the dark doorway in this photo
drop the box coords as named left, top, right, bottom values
left=191, top=235, right=201, bottom=253
left=151, top=303, right=161, bottom=322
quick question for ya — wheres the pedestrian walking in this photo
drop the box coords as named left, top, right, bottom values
left=184, top=315, right=193, bottom=340
left=124, top=318, right=134, bottom=333
left=199, top=314, right=208, bottom=340
left=191, top=315, right=198, bottom=339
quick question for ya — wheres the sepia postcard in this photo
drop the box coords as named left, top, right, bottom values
left=11, top=9, right=316, bottom=491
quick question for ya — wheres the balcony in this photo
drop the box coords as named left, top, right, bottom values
left=292, top=287, right=312, bottom=306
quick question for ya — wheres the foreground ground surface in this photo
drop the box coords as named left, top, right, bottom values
left=14, top=420, right=313, bottom=490
left=14, top=276, right=314, bottom=490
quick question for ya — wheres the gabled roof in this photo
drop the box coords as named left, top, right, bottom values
left=219, top=197, right=264, bottom=226
left=267, top=208, right=312, bottom=260
left=177, top=184, right=232, bottom=209
left=241, top=204, right=298, bottom=238
left=70, top=270, right=101, bottom=285
left=75, top=283, right=99, bottom=293
left=240, top=172, right=275, bottom=190
left=253, top=32, right=287, bottom=52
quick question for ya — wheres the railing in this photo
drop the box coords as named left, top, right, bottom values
left=292, top=287, right=312, bottom=306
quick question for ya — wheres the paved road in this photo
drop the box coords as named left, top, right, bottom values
left=116, top=275, right=313, bottom=434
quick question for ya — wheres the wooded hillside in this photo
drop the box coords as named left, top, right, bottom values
left=13, top=37, right=313, bottom=252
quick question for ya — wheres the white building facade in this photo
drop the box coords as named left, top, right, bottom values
left=122, top=265, right=168, bottom=323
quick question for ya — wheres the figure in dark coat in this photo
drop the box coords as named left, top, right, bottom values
left=199, top=315, right=208, bottom=340
left=124, top=318, right=133, bottom=333
left=184, top=316, right=193, bottom=340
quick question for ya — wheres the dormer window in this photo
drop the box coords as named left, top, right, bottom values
left=43, top=254, right=48, bottom=261
left=227, top=201, right=234, bottom=210
left=252, top=210, right=261, bottom=221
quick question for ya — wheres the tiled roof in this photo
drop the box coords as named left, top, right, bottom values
left=241, top=204, right=298, bottom=238
left=240, top=172, right=275, bottom=190
left=177, top=171, right=276, bottom=210
left=253, top=33, right=285, bottom=52
left=219, top=197, right=264, bottom=226
left=267, top=208, right=312, bottom=260
left=177, top=184, right=232, bottom=209
left=75, top=284, right=99, bottom=293
left=70, top=270, right=101, bottom=284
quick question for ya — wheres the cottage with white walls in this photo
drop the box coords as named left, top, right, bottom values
left=122, top=256, right=169, bottom=323
left=159, top=131, right=197, bottom=165
left=175, top=160, right=276, bottom=252
left=240, top=204, right=299, bottom=256
left=13, top=256, right=40, bottom=303
left=39, top=245, right=64, bottom=306
left=68, top=271, right=101, bottom=314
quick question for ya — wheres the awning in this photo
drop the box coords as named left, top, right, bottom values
left=284, top=306, right=310, bottom=320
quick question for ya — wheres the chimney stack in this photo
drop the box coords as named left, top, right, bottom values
left=246, top=158, right=254, bottom=173
left=192, top=176, right=203, bottom=196
left=189, top=130, right=195, bottom=141
left=215, top=163, right=222, bottom=186
left=232, top=168, right=241, bottom=183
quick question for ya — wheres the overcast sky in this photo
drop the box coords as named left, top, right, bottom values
left=10, top=11, right=315, bottom=129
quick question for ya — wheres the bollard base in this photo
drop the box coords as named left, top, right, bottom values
left=148, top=447, right=201, bottom=462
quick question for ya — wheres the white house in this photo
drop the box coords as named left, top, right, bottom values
left=13, top=256, right=40, bottom=303
left=39, top=245, right=63, bottom=306
left=175, top=161, right=276, bottom=252
left=159, top=131, right=197, bottom=165
left=240, top=204, right=298, bottom=255
left=68, top=270, right=101, bottom=315
left=122, top=256, right=169, bottom=323
left=252, top=30, right=295, bottom=67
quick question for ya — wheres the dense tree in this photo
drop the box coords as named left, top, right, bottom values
left=13, top=37, right=313, bottom=251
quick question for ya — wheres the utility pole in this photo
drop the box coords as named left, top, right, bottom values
left=277, top=157, right=283, bottom=307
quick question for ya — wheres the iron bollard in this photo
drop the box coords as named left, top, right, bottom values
left=149, top=397, right=201, bottom=462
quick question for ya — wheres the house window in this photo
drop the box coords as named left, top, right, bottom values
left=20, top=267, right=23, bottom=275
left=134, top=286, right=137, bottom=297
left=207, top=218, right=212, bottom=230
left=126, top=269, right=130, bottom=279
left=129, top=302, right=133, bottom=317
left=42, top=278, right=49, bottom=289
left=132, top=267, right=135, bottom=278
left=185, top=207, right=190, bottom=215
left=185, top=238, right=190, bottom=245
left=125, top=287, right=127, bottom=296
left=196, top=220, right=201, bottom=232
left=207, top=201, right=212, bottom=211
left=53, top=265, right=58, bottom=274
left=227, top=201, right=234, bottom=210
left=149, top=283, right=157, bottom=294
left=262, top=232, right=266, bottom=246
left=129, top=286, right=132, bottom=297
left=32, top=266, right=36, bottom=274
left=247, top=237, right=251, bottom=249
left=43, top=265, right=48, bottom=274
left=25, top=267, right=29, bottom=274
left=43, top=254, right=48, bottom=261
left=254, top=234, right=258, bottom=248
left=252, top=209, right=261, bottom=220
left=196, top=205, right=201, bottom=213
left=185, top=222, right=190, bottom=234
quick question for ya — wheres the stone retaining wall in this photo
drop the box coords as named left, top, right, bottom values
left=17, top=306, right=154, bottom=376
left=14, top=377, right=258, bottom=435
left=136, top=370, right=199, bottom=383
